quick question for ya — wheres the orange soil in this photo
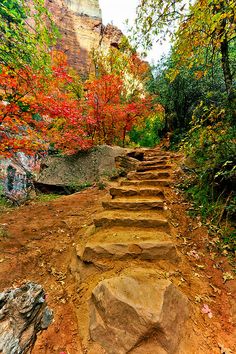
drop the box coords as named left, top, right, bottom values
left=0, top=170, right=235, bottom=353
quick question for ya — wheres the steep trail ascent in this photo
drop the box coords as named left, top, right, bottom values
left=79, top=148, right=178, bottom=265
left=0, top=147, right=235, bottom=353
left=74, top=147, right=235, bottom=353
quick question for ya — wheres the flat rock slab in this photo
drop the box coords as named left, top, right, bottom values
left=82, top=226, right=171, bottom=243
left=128, top=171, right=171, bottom=180
left=140, top=160, right=169, bottom=166
left=102, top=198, right=164, bottom=211
left=137, top=165, right=172, bottom=172
left=81, top=240, right=178, bottom=262
left=109, top=187, right=164, bottom=199
left=144, top=157, right=170, bottom=162
left=144, top=151, right=171, bottom=156
left=121, top=180, right=172, bottom=187
left=94, top=210, right=169, bottom=230
left=90, top=271, right=188, bottom=354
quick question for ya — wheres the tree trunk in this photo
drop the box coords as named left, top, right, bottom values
left=220, top=36, right=233, bottom=99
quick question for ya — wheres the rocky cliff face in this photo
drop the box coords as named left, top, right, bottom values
left=64, top=0, right=102, bottom=18
left=45, top=0, right=122, bottom=74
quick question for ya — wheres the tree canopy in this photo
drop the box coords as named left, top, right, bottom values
left=0, top=0, right=58, bottom=70
left=134, top=0, right=236, bottom=101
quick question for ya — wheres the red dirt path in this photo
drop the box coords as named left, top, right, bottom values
left=0, top=181, right=235, bottom=353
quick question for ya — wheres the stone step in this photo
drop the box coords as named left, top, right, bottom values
left=79, top=227, right=178, bottom=263
left=144, top=155, right=170, bottom=161
left=85, top=226, right=170, bottom=242
left=94, top=210, right=169, bottom=229
left=137, top=164, right=172, bottom=172
left=109, top=186, right=164, bottom=199
left=144, top=151, right=171, bottom=156
left=127, top=171, right=171, bottom=180
left=144, top=148, right=162, bottom=152
left=121, top=179, right=173, bottom=187
left=81, top=240, right=178, bottom=263
left=102, top=198, right=164, bottom=211
left=140, top=159, right=169, bottom=166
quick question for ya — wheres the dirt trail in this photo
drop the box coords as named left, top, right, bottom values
left=0, top=147, right=235, bottom=353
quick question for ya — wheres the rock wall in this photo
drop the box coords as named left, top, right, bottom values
left=0, top=153, right=40, bottom=201
left=45, top=0, right=123, bottom=74
left=64, top=0, right=102, bottom=18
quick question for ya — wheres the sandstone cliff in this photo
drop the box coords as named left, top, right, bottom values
left=45, top=0, right=123, bottom=74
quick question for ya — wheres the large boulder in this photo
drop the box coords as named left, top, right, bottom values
left=35, top=145, right=127, bottom=192
left=0, top=282, right=53, bottom=354
left=89, top=271, right=188, bottom=354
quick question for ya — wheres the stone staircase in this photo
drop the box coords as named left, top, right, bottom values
left=77, top=148, right=189, bottom=354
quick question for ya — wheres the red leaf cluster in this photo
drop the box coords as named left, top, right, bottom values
left=0, top=51, right=162, bottom=157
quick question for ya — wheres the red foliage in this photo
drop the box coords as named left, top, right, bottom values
left=83, top=74, right=157, bottom=146
left=0, top=52, right=90, bottom=157
left=0, top=51, right=161, bottom=157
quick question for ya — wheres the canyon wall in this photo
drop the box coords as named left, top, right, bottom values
left=45, top=0, right=123, bottom=74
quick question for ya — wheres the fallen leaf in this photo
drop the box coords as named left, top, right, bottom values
left=187, top=249, right=200, bottom=260
left=193, top=272, right=202, bottom=278
left=210, top=284, right=222, bottom=295
left=195, top=295, right=202, bottom=303
left=218, top=343, right=233, bottom=354
left=196, top=264, right=205, bottom=269
left=201, top=304, right=213, bottom=318
left=222, top=272, right=234, bottom=283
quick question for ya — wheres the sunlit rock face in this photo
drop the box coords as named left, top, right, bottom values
left=64, top=0, right=102, bottom=18
left=45, top=0, right=122, bottom=74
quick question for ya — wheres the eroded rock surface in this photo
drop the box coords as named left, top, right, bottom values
left=90, top=272, right=188, bottom=354
left=45, top=0, right=123, bottom=73
left=35, top=145, right=127, bottom=191
left=0, top=282, right=53, bottom=354
left=64, top=0, right=102, bottom=18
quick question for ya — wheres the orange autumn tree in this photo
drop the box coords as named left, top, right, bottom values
left=85, top=46, right=161, bottom=146
left=0, top=51, right=91, bottom=157
left=0, top=66, right=49, bottom=157
left=36, top=51, right=91, bottom=154
left=83, top=74, right=158, bottom=146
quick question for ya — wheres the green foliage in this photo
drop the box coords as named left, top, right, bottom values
left=0, top=195, right=11, bottom=209
left=0, top=185, right=13, bottom=210
left=148, top=49, right=228, bottom=135
left=66, top=181, right=92, bottom=193
left=134, top=0, right=235, bottom=99
left=0, top=0, right=58, bottom=70
left=97, top=181, right=107, bottom=190
left=0, top=0, right=26, bottom=23
left=129, top=114, right=164, bottom=147
left=36, top=193, right=60, bottom=202
left=180, top=107, right=236, bottom=251
left=135, top=0, right=236, bottom=252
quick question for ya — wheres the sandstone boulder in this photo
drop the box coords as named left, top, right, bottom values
left=115, top=155, right=139, bottom=173
left=35, top=145, right=127, bottom=192
left=90, top=272, right=188, bottom=354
